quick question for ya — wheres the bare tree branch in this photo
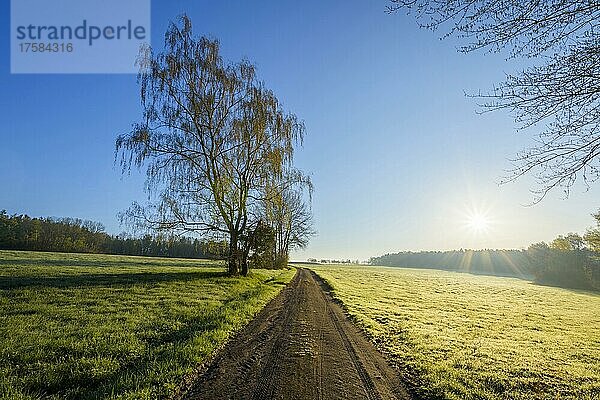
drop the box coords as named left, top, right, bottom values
left=389, top=0, right=600, bottom=201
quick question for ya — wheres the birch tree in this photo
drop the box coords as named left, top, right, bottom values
left=116, top=15, right=307, bottom=275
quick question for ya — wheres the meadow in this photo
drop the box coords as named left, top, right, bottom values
left=310, top=264, right=600, bottom=400
left=0, top=250, right=294, bottom=399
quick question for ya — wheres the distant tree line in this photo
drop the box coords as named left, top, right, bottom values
left=0, top=210, right=227, bottom=259
left=370, top=249, right=532, bottom=278
left=370, top=211, right=600, bottom=291
left=307, top=258, right=360, bottom=265
left=526, top=213, right=600, bottom=291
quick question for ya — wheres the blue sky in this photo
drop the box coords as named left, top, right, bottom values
left=1, top=0, right=598, bottom=261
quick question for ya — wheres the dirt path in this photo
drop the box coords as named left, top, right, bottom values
left=179, top=268, right=413, bottom=400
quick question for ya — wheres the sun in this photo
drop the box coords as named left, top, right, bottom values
left=457, top=200, right=496, bottom=241
left=466, top=212, right=490, bottom=233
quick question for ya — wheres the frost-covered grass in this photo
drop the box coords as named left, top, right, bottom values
left=311, top=264, right=600, bottom=400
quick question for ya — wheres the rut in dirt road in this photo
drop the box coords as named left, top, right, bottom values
left=179, top=268, right=413, bottom=400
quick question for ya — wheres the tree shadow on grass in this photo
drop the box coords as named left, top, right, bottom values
left=530, top=280, right=600, bottom=295
left=0, top=270, right=230, bottom=290
left=0, top=255, right=221, bottom=269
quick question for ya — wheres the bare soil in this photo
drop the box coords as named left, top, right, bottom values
left=179, top=268, right=413, bottom=400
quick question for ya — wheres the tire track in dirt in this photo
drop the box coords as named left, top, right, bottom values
left=251, top=270, right=306, bottom=400
left=178, top=268, right=413, bottom=400
left=318, top=277, right=381, bottom=400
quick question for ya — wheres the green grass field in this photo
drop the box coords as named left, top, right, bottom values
left=0, top=250, right=295, bottom=400
left=310, top=265, right=600, bottom=400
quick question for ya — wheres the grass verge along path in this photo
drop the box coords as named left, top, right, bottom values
left=0, top=250, right=294, bottom=399
left=310, top=265, right=600, bottom=400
